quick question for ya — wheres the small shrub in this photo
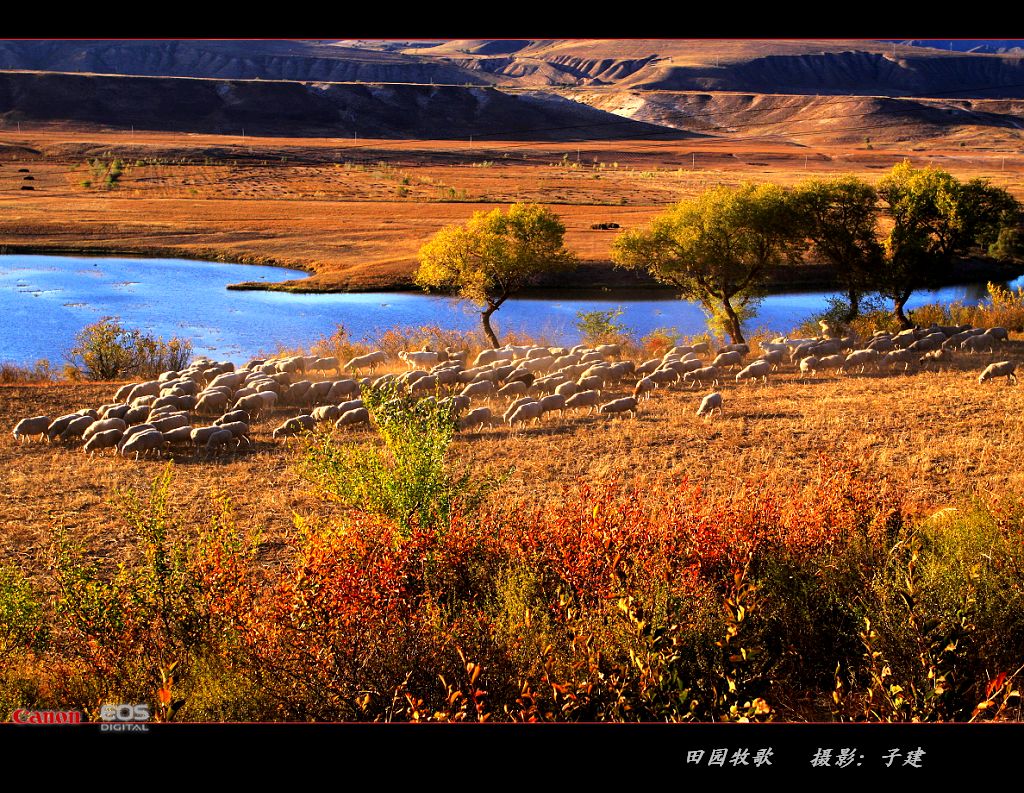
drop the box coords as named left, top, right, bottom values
left=575, top=307, right=633, bottom=346
left=299, top=384, right=504, bottom=535
left=0, top=359, right=57, bottom=384
left=64, top=317, right=192, bottom=381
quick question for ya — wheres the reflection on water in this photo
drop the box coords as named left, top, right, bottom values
left=1, top=254, right=1021, bottom=366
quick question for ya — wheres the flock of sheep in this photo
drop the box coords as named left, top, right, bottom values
left=9, top=320, right=1018, bottom=461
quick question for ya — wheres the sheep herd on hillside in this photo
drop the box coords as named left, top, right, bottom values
left=10, top=321, right=1018, bottom=462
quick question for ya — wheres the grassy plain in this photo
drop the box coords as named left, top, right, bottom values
left=1, top=126, right=1021, bottom=290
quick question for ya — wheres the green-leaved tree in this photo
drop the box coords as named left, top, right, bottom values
left=877, top=161, right=1022, bottom=328
left=611, top=183, right=803, bottom=343
left=793, top=175, right=883, bottom=323
left=415, top=203, right=577, bottom=348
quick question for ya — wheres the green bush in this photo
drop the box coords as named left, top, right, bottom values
left=64, top=317, right=193, bottom=381
left=575, top=307, right=633, bottom=345
left=299, top=384, right=504, bottom=536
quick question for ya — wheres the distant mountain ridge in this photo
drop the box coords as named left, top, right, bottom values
left=0, top=39, right=1022, bottom=141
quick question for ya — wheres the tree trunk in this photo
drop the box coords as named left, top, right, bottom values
left=721, top=299, right=746, bottom=344
left=843, top=288, right=861, bottom=324
left=893, top=293, right=913, bottom=330
left=481, top=304, right=500, bottom=348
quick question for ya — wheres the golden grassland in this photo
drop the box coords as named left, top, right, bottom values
left=1, top=127, right=1021, bottom=290
left=4, top=339, right=1024, bottom=580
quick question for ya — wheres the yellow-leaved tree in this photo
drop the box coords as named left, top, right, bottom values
left=415, top=203, right=577, bottom=348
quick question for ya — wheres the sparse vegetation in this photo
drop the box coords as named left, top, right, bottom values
left=64, top=317, right=192, bottom=381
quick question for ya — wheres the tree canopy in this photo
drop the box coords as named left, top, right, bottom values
left=415, top=203, right=577, bottom=347
left=792, top=175, right=883, bottom=323
left=611, top=182, right=803, bottom=343
left=876, top=161, right=1023, bottom=327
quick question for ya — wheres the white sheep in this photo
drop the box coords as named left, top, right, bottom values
left=506, top=400, right=544, bottom=429
left=273, top=415, right=316, bottom=439
left=598, top=396, right=638, bottom=418
left=335, top=407, right=370, bottom=428
left=712, top=350, right=743, bottom=369
left=120, top=429, right=165, bottom=460
left=203, top=429, right=236, bottom=457
left=83, top=428, right=123, bottom=455
left=735, top=359, right=771, bottom=384
left=344, top=351, right=387, bottom=374
left=697, top=392, right=723, bottom=417
left=682, top=366, right=720, bottom=389
left=460, top=380, right=496, bottom=399
left=842, top=349, right=880, bottom=374
left=459, top=407, right=494, bottom=431
left=83, top=417, right=127, bottom=440
left=12, top=415, right=51, bottom=443
left=564, top=390, right=601, bottom=414
left=538, top=394, right=567, bottom=415
left=978, top=361, right=1017, bottom=385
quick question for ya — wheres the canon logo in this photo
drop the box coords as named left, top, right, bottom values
left=11, top=709, right=83, bottom=725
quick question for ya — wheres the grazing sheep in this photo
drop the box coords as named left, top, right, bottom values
left=594, top=344, right=621, bottom=359
left=304, top=381, right=333, bottom=405
left=735, top=359, right=771, bottom=384
left=400, top=350, right=440, bottom=369
left=13, top=415, right=51, bottom=443
left=682, top=366, right=721, bottom=389
left=554, top=381, right=579, bottom=398
left=118, top=423, right=158, bottom=450
left=83, top=428, right=123, bottom=455
left=918, top=349, right=951, bottom=369
left=564, top=390, right=601, bottom=414
left=697, top=392, right=723, bottom=417
left=989, top=326, right=1009, bottom=342
left=344, top=351, right=387, bottom=374
left=161, top=425, right=194, bottom=444
left=459, top=407, right=494, bottom=431
left=908, top=333, right=944, bottom=353
left=503, top=397, right=536, bottom=422
left=311, top=404, right=342, bottom=423
left=114, top=383, right=136, bottom=402
left=577, top=374, right=606, bottom=392
left=196, top=392, right=230, bottom=416
left=216, top=421, right=251, bottom=445
left=203, top=429, right=236, bottom=457
left=150, top=414, right=190, bottom=433
left=635, top=358, right=662, bottom=377
left=538, top=394, right=567, bottom=415
left=327, top=379, right=360, bottom=401
left=59, top=415, right=95, bottom=443
left=978, top=361, right=1017, bottom=385
left=712, top=350, right=743, bottom=369
left=190, top=426, right=223, bottom=446
left=335, top=407, right=370, bottom=428
left=962, top=333, right=997, bottom=354
left=461, top=380, right=496, bottom=399
left=273, top=415, right=316, bottom=439
left=881, top=349, right=919, bottom=372
left=799, top=356, right=820, bottom=377
left=867, top=335, right=895, bottom=353
left=633, top=377, right=657, bottom=401
left=498, top=380, right=530, bottom=399
left=83, top=417, right=127, bottom=440
left=120, top=429, right=165, bottom=460
left=100, top=403, right=131, bottom=421
left=215, top=410, right=251, bottom=427
left=506, top=400, right=544, bottom=429
left=598, top=396, right=638, bottom=418
left=842, top=349, right=880, bottom=374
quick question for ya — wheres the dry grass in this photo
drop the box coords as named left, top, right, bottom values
left=2, top=127, right=1021, bottom=291
left=5, top=340, right=1024, bottom=580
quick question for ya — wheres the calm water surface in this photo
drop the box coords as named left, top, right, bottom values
left=0, top=254, right=1017, bottom=365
